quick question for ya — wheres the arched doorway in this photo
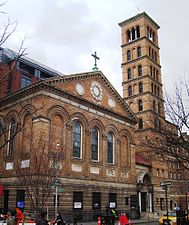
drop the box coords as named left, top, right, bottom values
left=137, top=172, right=153, bottom=213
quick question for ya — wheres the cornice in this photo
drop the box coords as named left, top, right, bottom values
left=122, top=74, right=163, bottom=86
left=0, top=80, right=137, bottom=125
left=118, top=12, right=160, bottom=30
left=121, top=36, right=160, bottom=50
left=124, top=91, right=164, bottom=102
left=121, top=54, right=161, bottom=69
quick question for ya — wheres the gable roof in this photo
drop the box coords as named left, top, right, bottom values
left=44, top=70, right=137, bottom=122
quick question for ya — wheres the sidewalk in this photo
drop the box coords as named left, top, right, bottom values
left=77, top=218, right=159, bottom=225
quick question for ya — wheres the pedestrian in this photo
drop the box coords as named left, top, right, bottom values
left=15, top=208, right=24, bottom=225
left=56, top=211, right=65, bottom=225
left=36, top=210, right=48, bottom=225
left=105, top=205, right=112, bottom=225
left=7, top=211, right=16, bottom=225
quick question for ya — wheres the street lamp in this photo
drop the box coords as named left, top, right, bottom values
left=55, top=142, right=61, bottom=219
left=160, top=181, right=171, bottom=225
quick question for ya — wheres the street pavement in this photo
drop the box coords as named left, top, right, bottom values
left=71, top=218, right=159, bottom=225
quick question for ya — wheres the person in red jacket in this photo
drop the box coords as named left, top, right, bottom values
left=15, top=208, right=24, bottom=225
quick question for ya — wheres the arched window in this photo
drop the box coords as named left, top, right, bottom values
left=131, top=28, right=135, bottom=40
left=150, top=65, right=153, bottom=76
left=154, top=118, right=160, bottom=130
left=136, top=25, right=140, bottom=38
left=138, top=65, right=142, bottom=77
left=158, top=102, right=161, bottom=114
left=127, top=50, right=131, bottom=61
left=153, top=68, right=156, bottom=78
left=155, top=52, right=157, bottom=62
left=149, top=47, right=151, bottom=57
left=72, top=120, right=82, bottom=158
left=128, top=85, right=132, bottom=96
left=151, top=83, right=154, bottom=93
left=153, top=100, right=156, bottom=111
left=138, top=119, right=143, bottom=129
left=157, top=87, right=160, bottom=96
left=7, top=118, right=16, bottom=156
left=152, top=49, right=154, bottom=60
left=139, top=82, right=143, bottom=94
left=138, top=99, right=143, bottom=111
left=137, top=46, right=141, bottom=57
left=91, top=127, right=99, bottom=161
left=107, top=132, right=114, bottom=164
left=127, top=30, right=131, bottom=42
left=127, top=68, right=131, bottom=80
left=154, top=85, right=157, bottom=95
left=156, top=69, right=159, bottom=81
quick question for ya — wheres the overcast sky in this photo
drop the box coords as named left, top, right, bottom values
left=1, top=0, right=189, bottom=95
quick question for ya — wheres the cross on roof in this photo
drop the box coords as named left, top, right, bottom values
left=91, top=51, right=100, bottom=71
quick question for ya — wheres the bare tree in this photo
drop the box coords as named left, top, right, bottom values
left=0, top=1, right=27, bottom=82
left=0, top=101, right=45, bottom=151
left=139, top=82, right=189, bottom=170
left=14, top=140, right=63, bottom=219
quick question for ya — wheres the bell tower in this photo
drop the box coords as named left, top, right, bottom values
left=119, top=12, right=165, bottom=130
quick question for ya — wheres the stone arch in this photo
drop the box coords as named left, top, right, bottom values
left=70, top=112, right=89, bottom=131
left=137, top=171, right=153, bottom=184
left=47, top=106, right=69, bottom=154
left=47, top=105, right=69, bottom=123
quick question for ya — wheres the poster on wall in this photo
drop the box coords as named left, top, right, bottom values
left=109, top=202, right=116, bottom=208
left=74, top=202, right=82, bottom=209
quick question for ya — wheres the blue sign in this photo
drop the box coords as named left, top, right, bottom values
left=17, top=201, right=25, bottom=208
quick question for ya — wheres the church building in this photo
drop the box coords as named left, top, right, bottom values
left=0, top=12, right=181, bottom=220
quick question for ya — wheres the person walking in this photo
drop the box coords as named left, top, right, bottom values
left=15, top=208, right=24, bottom=225
left=36, top=211, right=48, bottom=225
left=7, top=211, right=16, bottom=225
left=56, top=211, right=65, bottom=225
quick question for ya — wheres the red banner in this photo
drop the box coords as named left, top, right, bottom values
left=0, top=184, right=4, bottom=196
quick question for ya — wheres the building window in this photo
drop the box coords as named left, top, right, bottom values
left=137, top=46, right=141, bottom=57
left=156, top=70, right=159, bottom=81
left=158, top=103, right=161, bottom=114
left=53, top=195, right=60, bottom=206
left=150, top=66, right=153, bottom=76
left=127, top=30, right=131, bottom=42
left=109, top=193, right=117, bottom=208
left=72, top=121, right=82, bottom=158
left=154, top=118, right=160, bottom=130
left=139, top=82, right=143, bottom=94
left=91, top=127, right=99, bottom=161
left=107, top=132, right=114, bottom=164
left=138, top=100, right=143, bottom=111
left=127, top=50, right=131, bottom=61
left=21, top=75, right=32, bottom=88
left=131, top=28, right=135, bottom=40
left=138, top=65, right=142, bottom=77
left=125, top=197, right=129, bottom=206
left=127, top=68, right=131, bottom=80
left=136, top=26, right=140, bottom=38
left=7, top=118, right=16, bottom=156
left=138, top=119, right=143, bottom=129
left=153, top=100, right=156, bottom=111
left=16, top=190, right=25, bottom=209
left=128, top=85, right=132, bottom=96
left=73, top=191, right=83, bottom=209
left=149, top=47, right=151, bottom=57
left=92, top=192, right=101, bottom=209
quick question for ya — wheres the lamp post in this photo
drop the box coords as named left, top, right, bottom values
left=160, top=181, right=171, bottom=225
left=55, top=142, right=60, bottom=219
